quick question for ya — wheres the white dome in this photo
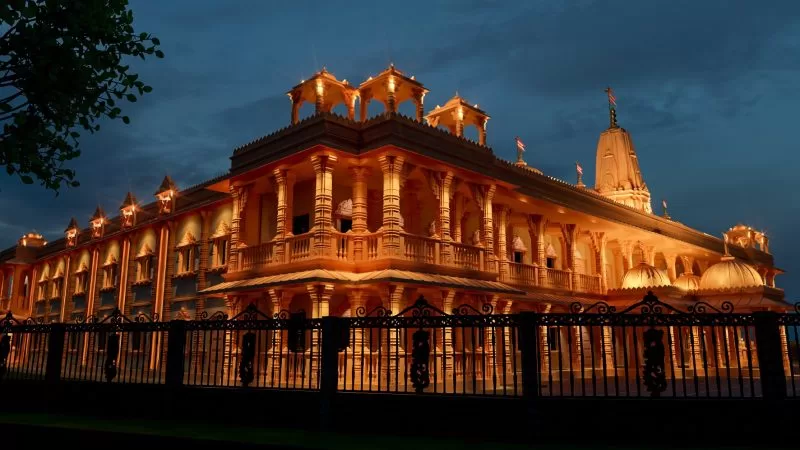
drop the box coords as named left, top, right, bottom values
left=699, top=257, right=763, bottom=291
left=673, top=273, right=701, bottom=292
left=621, top=262, right=671, bottom=290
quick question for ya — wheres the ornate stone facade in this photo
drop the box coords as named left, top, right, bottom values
left=0, top=66, right=788, bottom=323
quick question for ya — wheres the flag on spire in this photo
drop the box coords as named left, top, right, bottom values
left=515, top=136, right=525, bottom=152
left=662, top=199, right=667, bottom=210
left=576, top=162, right=583, bottom=176
left=575, top=161, right=585, bottom=187
left=605, top=87, right=616, bottom=109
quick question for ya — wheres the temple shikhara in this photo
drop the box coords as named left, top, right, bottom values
left=0, top=65, right=788, bottom=326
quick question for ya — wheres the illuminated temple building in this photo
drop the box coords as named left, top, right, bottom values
left=0, top=65, right=789, bottom=325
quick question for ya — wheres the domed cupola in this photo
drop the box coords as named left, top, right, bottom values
left=699, top=236, right=764, bottom=291
left=673, top=272, right=701, bottom=292
left=621, top=262, right=671, bottom=290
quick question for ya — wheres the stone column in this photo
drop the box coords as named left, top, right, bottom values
left=452, top=193, right=464, bottom=243
left=117, top=237, right=132, bottom=313
left=59, top=255, right=72, bottom=322
left=359, top=90, right=371, bottom=122
left=412, top=88, right=425, bottom=122
left=528, top=215, right=546, bottom=286
left=562, top=224, right=577, bottom=290
left=197, top=211, right=212, bottom=314
left=663, top=252, right=677, bottom=282
left=310, top=154, right=337, bottom=257
left=594, top=232, right=608, bottom=293
left=350, top=166, right=370, bottom=260
left=691, top=326, right=705, bottom=376
left=502, top=300, right=515, bottom=376
left=493, top=205, right=510, bottom=280
left=470, top=183, right=496, bottom=271
left=540, top=303, right=551, bottom=375
left=383, top=285, right=405, bottom=386
left=271, top=170, right=286, bottom=263
left=478, top=117, right=487, bottom=146
left=602, top=326, right=614, bottom=373
left=307, top=283, right=333, bottom=387
left=620, top=241, right=633, bottom=271
left=379, top=154, right=405, bottom=257
left=780, top=326, right=790, bottom=372
left=229, top=185, right=241, bottom=270
left=314, top=80, right=325, bottom=114
left=441, top=289, right=455, bottom=376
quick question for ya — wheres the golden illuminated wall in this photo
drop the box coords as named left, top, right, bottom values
left=136, top=229, right=157, bottom=256
left=176, top=214, right=201, bottom=245
left=102, top=240, right=120, bottom=264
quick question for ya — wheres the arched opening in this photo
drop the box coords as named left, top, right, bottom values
left=692, top=261, right=702, bottom=276
left=675, top=257, right=685, bottom=275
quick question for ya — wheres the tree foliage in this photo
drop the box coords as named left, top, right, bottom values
left=0, top=0, right=163, bottom=191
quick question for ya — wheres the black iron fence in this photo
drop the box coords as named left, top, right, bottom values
left=1, top=292, right=798, bottom=400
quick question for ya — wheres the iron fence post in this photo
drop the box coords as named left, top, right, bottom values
left=752, top=311, right=786, bottom=399
left=519, top=312, right=540, bottom=399
left=320, top=316, right=341, bottom=395
left=320, top=316, right=343, bottom=431
left=165, top=320, right=187, bottom=387
left=45, top=323, right=65, bottom=383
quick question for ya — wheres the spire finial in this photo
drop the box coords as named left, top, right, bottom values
left=722, top=233, right=730, bottom=256
left=605, top=87, right=618, bottom=128
left=575, top=161, right=585, bottom=187
left=661, top=199, right=670, bottom=219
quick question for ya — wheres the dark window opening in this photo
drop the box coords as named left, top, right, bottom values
left=514, top=252, right=523, bottom=263
left=546, top=257, right=556, bottom=269
left=339, top=218, right=353, bottom=233
left=293, top=214, right=310, bottom=235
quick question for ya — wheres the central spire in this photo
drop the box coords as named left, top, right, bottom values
left=594, top=88, right=652, bottom=214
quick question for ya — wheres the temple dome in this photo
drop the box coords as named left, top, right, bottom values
left=698, top=256, right=763, bottom=291
left=673, top=273, right=701, bottom=292
left=620, top=262, right=671, bottom=289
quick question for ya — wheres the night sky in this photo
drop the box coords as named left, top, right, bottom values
left=1, top=1, right=798, bottom=297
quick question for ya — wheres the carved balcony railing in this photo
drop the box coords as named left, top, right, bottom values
left=504, top=262, right=537, bottom=287
left=400, top=233, right=438, bottom=265
left=331, top=231, right=352, bottom=261
left=575, top=272, right=602, bottom=294
left=542, top=267, right=571, bottom=291
left=239, top=242, right=276, bottom=271
left=451, top=242, right=484, bottom=271
left=286, top=232, right=312, bottom=263
left=364, top=231, right=382, bottom=261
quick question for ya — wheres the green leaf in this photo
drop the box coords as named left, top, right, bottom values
left=155, top=50, right=164, bottom=58
left=122, top=116, right=130, bottom=124
left=126, top=94, right=137, bottom=102
left=20, top=175, right=33, bottom=184
left=152, top=37, right=161, bottom=45
left=142, top=85, right=153, bottom=93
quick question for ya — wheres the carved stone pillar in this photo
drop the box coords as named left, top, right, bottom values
left=594, top=232, right=608, bottom=293
left=540, top=303, right=551, bottom=375
left=310, top=154, right=337, bottom=256
left=663, top=252, right=677, bottom=282
left=562, top=224, right=577, bottom=290
left=383, top=284, right=405, bottom=383
left=425, top=171, right=455, bottom=265
left=441, top=289, right=455, bottom=375
left=228, top=184, right=249, bottom=271
left=359, top=89, right=371, bottom=122
left=527, top=215, right=546, bottom=286
left=620, top=241, right=633, bottom=271
left=478, top=117, right=487, bottom=146
left=289, top=90, right=301, bottom=125
left=307, top=283, right=333, bottom=385
left=470, top=183, right=496, bottom=270
left=379, top=155, right=405, bottom=257
left=314, top=80, right=325, bottom=114
left=691, top=326, right=705, bottom=376
left=412, top=88, right=425, bottom=122
left=452, top=193, right=464, bottom=243
left=271, top=169, right=288, bottom=263
left=602, top=326, right=614, bottom=373
left=350, top=166, right=370, bottom=260
left=493, top=205, right=510, bottom=280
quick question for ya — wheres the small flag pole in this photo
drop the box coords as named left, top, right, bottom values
left=575, top=161, right=585, bottom=187
left=605, top=86, right=618, bottom=128
left=515, top=136, right=527, bottom=167
left=662, top=199, right=670, bottom=219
